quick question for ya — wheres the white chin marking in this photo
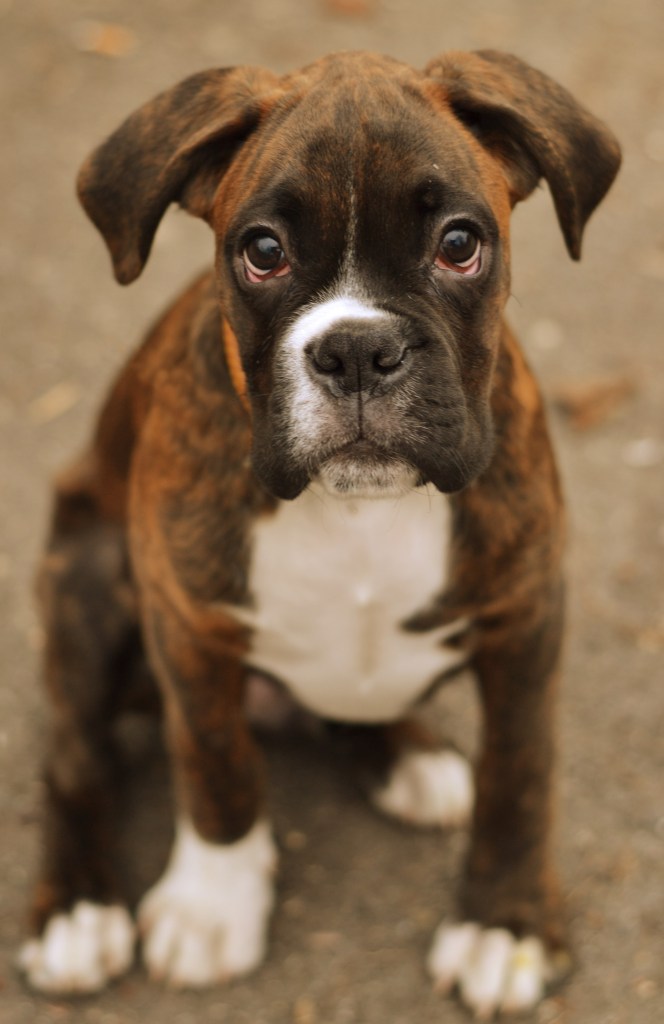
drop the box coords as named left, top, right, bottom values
left=138, top=819, right=277, bottom=988
left=428, top=922, right=554, bottom=1018
left=18, top=902, right=135, bottom=994
left=318, top=456, right=419, bottom=498
left=371, top=750, right=473, bottom=828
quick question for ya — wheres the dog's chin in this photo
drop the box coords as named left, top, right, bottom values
left=316, top=452, right=421, bottom=499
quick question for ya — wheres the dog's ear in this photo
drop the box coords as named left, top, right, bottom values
left=425, top=50, right=621, bottom=259
left=77, top=66, right=280, bottom=284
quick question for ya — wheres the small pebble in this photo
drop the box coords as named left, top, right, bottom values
left=28, top=381, right=80, bottom=423
left=285, top=830, right=308, bottom=851
left=293, top=996, right=317, bottom=1023
left=70, top=20, right=138, bottom=57
left=621, top=438, right=663, bottom=468
left=528, top=318, right=564, bottom=351
left=644, top=128, right=664, bottom=162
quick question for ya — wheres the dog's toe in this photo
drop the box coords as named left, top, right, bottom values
left=371, top=749, right=473, bottom=828
left=141, top=905, right=225, bottom=987
left=427, top=921, right=562, bottom=1018
left=139, top=819, right=276, bottom=988
left=18, top=902, right=135, bottom=994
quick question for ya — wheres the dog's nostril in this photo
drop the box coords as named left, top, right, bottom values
left=312, top=350, right=344, bottom=375
left=374, top=347, right=406, bottom=373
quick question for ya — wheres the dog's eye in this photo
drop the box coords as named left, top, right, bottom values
left=243, top=235, right=290, bottom=283
left=435, top=227, right=481, bottom=275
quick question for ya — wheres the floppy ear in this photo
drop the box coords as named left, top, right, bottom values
left=77, top=66, right=280, bottom=284
left=425, top=50, right=621, bottom=259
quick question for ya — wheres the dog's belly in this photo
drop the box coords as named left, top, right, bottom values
left=236, top=484, right=467, bottom=722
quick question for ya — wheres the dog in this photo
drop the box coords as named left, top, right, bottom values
left=18, top=50, right=620, bottom=1017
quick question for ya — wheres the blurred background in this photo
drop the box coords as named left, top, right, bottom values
left=1, top=2, right=662, bottom=1022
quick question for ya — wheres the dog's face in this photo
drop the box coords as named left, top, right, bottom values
left=214, top=56, right=512, bottom=499
left=77, top=50, right=621, bottom=501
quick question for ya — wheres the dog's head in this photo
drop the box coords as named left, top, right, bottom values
left=78, top=51, right=620, bottom=500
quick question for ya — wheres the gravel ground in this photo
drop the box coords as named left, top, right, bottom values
left=1, top=2, right=663, bottom=1022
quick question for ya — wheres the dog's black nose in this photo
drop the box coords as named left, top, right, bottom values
left=307, top=325, right=408, bottom=395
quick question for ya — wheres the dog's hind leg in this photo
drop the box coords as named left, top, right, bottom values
left=19, top=460, right=140, bottom=993
left=326, top=718, right=474, bottom=830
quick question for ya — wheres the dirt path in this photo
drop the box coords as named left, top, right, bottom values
left=1, top=2, right=662, bottom=1022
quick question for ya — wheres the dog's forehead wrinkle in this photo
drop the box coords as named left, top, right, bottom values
left=344, top=183, right=359, bottom=272
left=270, top=61, right=451, bottom=177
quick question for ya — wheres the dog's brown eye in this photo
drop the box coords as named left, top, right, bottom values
left=243, top=235, right=290, bottom=282
left=436, top=227, right=481, bottom=275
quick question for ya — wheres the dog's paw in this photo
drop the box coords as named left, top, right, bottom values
left=427, top=921, right=566, bottom=1018
left=18, top=902, right=135, bottom=993
left=138, top=819, right=277, bottom=988
left=371, top=749, right=473, bottom=828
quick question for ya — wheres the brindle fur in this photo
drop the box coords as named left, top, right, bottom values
left=30, top=50, right=620, bottom=985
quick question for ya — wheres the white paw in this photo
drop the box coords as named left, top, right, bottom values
left=18, top=902, right=135, bottom=994
left=371, top=749, right=473, bottom=827
left=139, top=819, right=277, bottom=988
left=428, top=921, right=556, bottom=1018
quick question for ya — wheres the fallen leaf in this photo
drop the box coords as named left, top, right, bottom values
left=284, top=829, right=309, bottom=851
left=644, top=127, right=664, bottom=162
left=635, top=627, right=664, bottom=653
left=293, top=996, right=317, bottom=1024
left=553, top=373, right=636, bottom=430
left=70, top=20, right=138, bottom=58
left=633, top=976, right=658, bottom=1000
left=283, top=896, right=306, bottom=918
left=324, top=0, right=375, bottom=16
left=28, top=381, right=81, bottom=423
left=528, top=318, right=565, bottom=351
left=638, top=247, right=664, bottom=280
left=622, top=437, right=664, bottom=468
left=585, top=596, right=664, bottom=652
left=308, top=930, right=342, bottom=950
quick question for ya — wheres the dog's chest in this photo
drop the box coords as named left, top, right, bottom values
left=239, top=485, right=466, bottom=722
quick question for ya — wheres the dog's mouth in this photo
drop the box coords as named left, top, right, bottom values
left=315, top=441, right=421, bottom=498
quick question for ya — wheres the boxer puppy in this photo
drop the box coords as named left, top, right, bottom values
left=19, top=50, right=620, bottom=1017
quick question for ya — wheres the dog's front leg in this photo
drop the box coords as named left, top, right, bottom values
left=138, top=597, right=277, bottom=988
left=429, top=594, right=570, bottom=1017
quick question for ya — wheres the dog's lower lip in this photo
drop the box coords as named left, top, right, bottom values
left=337, top=439, right=386, bottom=458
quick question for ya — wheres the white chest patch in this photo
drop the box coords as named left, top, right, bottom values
left=235, top=484, right=466, bottom=722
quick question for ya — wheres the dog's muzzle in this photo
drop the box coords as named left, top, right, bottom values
left=251, top=303, right=491, bottom=501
